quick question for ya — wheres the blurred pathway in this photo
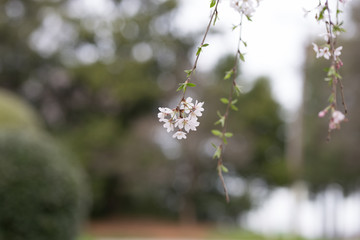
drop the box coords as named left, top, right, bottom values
left=87, top=218, right=212, bottom=240
left=98, top=238, right=206, bottom=240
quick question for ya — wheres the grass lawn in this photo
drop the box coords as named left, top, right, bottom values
left=77, top=235, right=96, bottom=240
left=78, top=228, right=324, bottom=240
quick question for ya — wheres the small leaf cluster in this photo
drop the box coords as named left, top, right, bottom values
left=177, top=80, right=196, bottom=93
left=324, top=66, right=342, bottom=85
left=196, top=43, right=209, bottom=56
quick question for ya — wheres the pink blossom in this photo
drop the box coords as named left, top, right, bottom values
left=318, top=110, right=327, bottom=118
left=329, top=120, right=337, bottom=130
left=332, top=110, right=345, bottom=124
left=329, top=110, right=345, bottom=130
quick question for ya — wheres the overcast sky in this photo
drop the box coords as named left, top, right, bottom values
left=174, top=0, right=354, bottom=113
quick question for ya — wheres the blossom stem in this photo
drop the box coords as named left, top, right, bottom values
left=338, top=77, right=347, bottom=114
left=322, top=0, right=348, bottom=139
left=179, top=0, right=220, bottom=104
left=179, top=0, right=221, bottom=104
left=217, top=150, right=230, bottom=203
left=216, top=13, right=244, bottom=202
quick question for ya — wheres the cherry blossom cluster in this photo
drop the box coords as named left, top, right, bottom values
left=312, top=43, right=342, bottom=61
left=310, top=0, right=348, bottom=136
left=230, top=0, right=262, bottom=17
left=318, top=109, right=346, bottom=130
left=158, top=97, right=204, bottom=140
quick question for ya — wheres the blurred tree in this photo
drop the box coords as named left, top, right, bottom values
left=0, top=0, right=287, bottom=223
left=0, top=0, right=195, bottom=217
left=205, top=56, right=287, bottom=186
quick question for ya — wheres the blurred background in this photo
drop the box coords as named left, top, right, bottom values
left=0, top=0, right=360, bottom=239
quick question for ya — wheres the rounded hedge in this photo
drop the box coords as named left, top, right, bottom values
left=0, top=131, right=90, bottom=240
left=0, top=89, right=42, bottom=131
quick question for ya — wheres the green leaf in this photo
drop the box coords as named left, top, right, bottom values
left=220, top=98, right=229, bottom=104
left=333, top=25, right=346, bottom=33
left=176, top=83, right=185, bottom=92
left=246, top=15, right=252, bottom=21
left=215, top=118, right=225, bottom=127
left=186, top=82, right=196, bottom=87
left=215, top=112, right=225, bottom=127
left=232, top=25, right=238, bottom=31
left=224, top=69, right=234, bottom=80
left=220, top=164, right=229, bottom=173
left=184, top=69, right=192, bottom=77
left=213, top=147, right=221, bottom=159
left=210, top=0, right=216, bottom=8
left=222, top=136, right=227, bottom=144
left=196, top=47, right=202, bottom=56
left=176, top=82, right=195, bottom=92
left=211, top=129, right=222, bottom=137
left=224, top=132, right=233, bottom=138
left=239, top=52, right=245, bottom=62
left=318, top=6, right=327, bottom=21
left=231, top=104, right=238, bottom=111
left=234, top=84, right=242, bottom=96
left=202, top=43, right=209, bottom=47
left=231, top=99, right=238, bottom=105
left=213, top=12, right=218, bottom=26
left=327, top=66, right=336, bottom=77
left=211, top=143, right=217, bottom=149
left=242, top=40, right=247, bottom=47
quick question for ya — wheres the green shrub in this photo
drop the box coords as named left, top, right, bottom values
left=0, top=89, right=42, bottom=131
left=0, top=131, right=90, bottom=240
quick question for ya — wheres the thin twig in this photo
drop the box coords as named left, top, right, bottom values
left=217, top=152, right=230, bottom=203
left=179, top=0, right=221, bottom=102
left=216, top=14, right=244, bottom=202
left=338, top=78, right=348, bottom=114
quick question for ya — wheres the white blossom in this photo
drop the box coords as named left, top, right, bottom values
left=322, top=47, right=331, bottom=60
left=158, top=107, right=173, bottom=122
left=172, top=131, right=187, bottom=140
left=230, top=0, right=260, bottom=17
left=320, top=32, right=336, bottom=42
left=312, top=43, right=342, bottom=61
left=180, top=97, right=194, bottom=113
left=163, top=119, right=175, bottom=133
left=185, top=118, right=200, bottom=132
left=312, top=43, right=324, bottom=58
left=334, top=46, right=343, bottom=60
left=193, top=100, right=204, bottom=117
left=158, top=97, right=204, bottom=140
